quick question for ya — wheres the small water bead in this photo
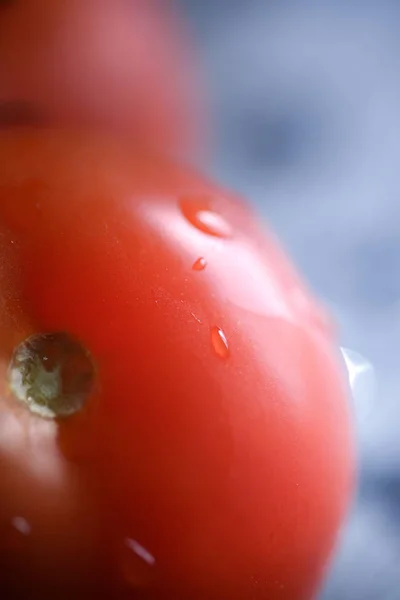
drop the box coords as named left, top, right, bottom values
left=192, top=257, right=207, bottom=271
left=341, top=347, right=376, bottom=422
left=4, top=517, right=32, bottom=557
left=180, top=197, right=232, bottom=238
left=121, top=538, right=155, bottom=589
left=211, top=326, right=229, bottom=359
left=8, top=332, right=96, bottom=419
left=125, top=539, right=155, bottom=566
left=11, top=517, right=31, bottom=536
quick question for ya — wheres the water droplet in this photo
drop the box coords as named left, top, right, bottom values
left=192, top=257, right=207, bottom=271
left=8, top=332, right=96, bottom=419
left=125, top=539, right=155, bottom=566
left=3, top=517, right=32, bottom=556
left=211, top=326, right=229, bottom=359
left=341, top=347, right=376, bottom=422
left=121, top=538, right=155, bottom=589
left=180, top=198, right=232, bottom=238
left=11, top=517, right=31, bottom=536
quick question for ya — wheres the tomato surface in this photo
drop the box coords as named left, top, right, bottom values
left=0, top=129, right=354, bottom=599
left=0, top=0, right=203, bottom=156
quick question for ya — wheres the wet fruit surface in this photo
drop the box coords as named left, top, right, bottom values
left=0, top=129, right=354, bottom=599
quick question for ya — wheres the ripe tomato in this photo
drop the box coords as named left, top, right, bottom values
left=0, top=129, right=354, bottom=599
left=0, top=0, right=203, bottom=156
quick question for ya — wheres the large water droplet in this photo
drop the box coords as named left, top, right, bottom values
left=192, top=257, right=207, bottom=271
left=8, top=332, right=96, bottom=419
left=341, top=347, right=376, bottom=422
left=211, top=326, right=229, bottom=359
left=180, top=198, right=232, bottom=238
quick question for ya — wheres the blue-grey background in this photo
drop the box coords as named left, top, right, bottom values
left=179, top=1, right=400, bottom=598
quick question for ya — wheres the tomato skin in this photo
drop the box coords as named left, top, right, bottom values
left=0, top=129, right=354, bottom=599
left=0, top=0, right=203, bottom=155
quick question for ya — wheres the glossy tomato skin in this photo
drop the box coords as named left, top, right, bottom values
left=0, top=129, right=354, bottom=599
left=0, top=0, right=203, bottom=156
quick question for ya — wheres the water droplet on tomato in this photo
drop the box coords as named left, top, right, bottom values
left=180, top=198, right=232, bottom=238
left=2, top=517, right=32, bottom=556
left=126, top=539, right=155, bottom=566
left=11, top=517, right=31, bottom=536
left=192, top=257, right=207, bottom=271
left=211, top=326, right=229, bottom=359
left=341, top=347, right=376, bottom=422
left=121, top=538, right=155, bottom=589
left=8, top=332, right=96, bottom=419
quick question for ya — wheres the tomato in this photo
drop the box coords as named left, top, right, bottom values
left=0, top=0, right=203, bottom=156
left=0, top=129, right=354, bottom=599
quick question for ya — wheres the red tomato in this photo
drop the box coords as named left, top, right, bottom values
left=0, top=129, right=354, bottom=599
left=0, top=0, right=203, bottom=156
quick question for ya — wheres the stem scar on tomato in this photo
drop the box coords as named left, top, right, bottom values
left=7, top=332, right=96, bottom=419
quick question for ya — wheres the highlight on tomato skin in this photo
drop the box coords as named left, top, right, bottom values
left=0, top=0, right=205, bottom=156
left=0, top=128, right=355, bottom=599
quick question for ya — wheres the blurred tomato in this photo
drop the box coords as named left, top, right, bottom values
left=0, top=0, right=204, bottom=156
left=0, top=129, right=353, bottom=599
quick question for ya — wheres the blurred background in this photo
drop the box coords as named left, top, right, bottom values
left=179, top=1, right=400, bottom=599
